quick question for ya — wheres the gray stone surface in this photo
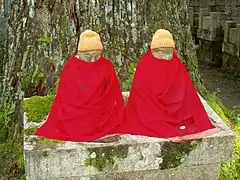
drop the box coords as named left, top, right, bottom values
left=222, top=21, right=240, bottom=72
left=48, top=163, right=221, bottom=180
left=224, top=21, right=236, bottom=43
left=195, top=1, right=240, bottom=72
left=24, top=92, right=235, bottom=180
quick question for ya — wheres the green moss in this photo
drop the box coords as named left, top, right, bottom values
left=160, top=140, right=200, bottom=170
left=23, top=95, right=55, bottom=122
left=28, top=136, right=64, bottom=150
left=85, top=145, right=129, bottom=171
left=24, top=126, right=38, bottom=136
left=37, top=37, right=51, bottom=44
left=37, top=137, right=64, bottom=147
left=206, top=93, right=233, bottom=127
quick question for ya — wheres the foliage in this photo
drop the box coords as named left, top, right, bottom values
left=220, top=106, right=240, bottom=180
left=0, top=141, right=25, bottom=179
left=37, top=37, right=51, bottom=44
left=231, top=106, right=240, bottom=125
left=122, top=62, right=135, bottom=91
left=0, top=105, right=15, bottom=143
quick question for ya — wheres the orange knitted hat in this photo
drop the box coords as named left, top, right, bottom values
left=150, top=29, right=175, bottom=49
left=78, top=30, right=103, bottom=52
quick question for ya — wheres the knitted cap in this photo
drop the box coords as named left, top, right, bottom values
left=78, top=30, right=103, bottom=52
left=150, top=29, right=175, bottom=50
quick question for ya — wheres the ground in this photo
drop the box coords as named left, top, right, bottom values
left=200, top=65, right=240, bottom=109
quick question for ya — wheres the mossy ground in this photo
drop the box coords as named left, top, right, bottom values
left=85, top=145, right=129, bottom=171
left=23, top=95, right=55, bottom=122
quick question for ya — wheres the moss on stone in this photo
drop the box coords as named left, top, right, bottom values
left=206, top=93, right=233, bottom=127
left=23, top=95, right=55, bottom=122
left=160, top=140, right=200, bottom=170
left=37, top=137, right=64, bottom=147
left=24, top=126, right=38, bottom=136
left=85, top=145, right=129, bottom=171
left=28, top=136, right=64, bottom=150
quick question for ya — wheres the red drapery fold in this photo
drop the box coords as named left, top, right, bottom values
left=35, top=54, right=125, bottom=142
left=120, top=50, right=216, bottom=138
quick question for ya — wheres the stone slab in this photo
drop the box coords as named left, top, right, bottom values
left=24, top=93, right=235, bottom=180
left=222, top=42, right=240, bottom=57
left=197, top=29, right=222, bottom=41
left=224, top=21, right=236, bottom=43
left=229, top=28, right=238, bottom=45
left=202, top=16, right=211, bottom=30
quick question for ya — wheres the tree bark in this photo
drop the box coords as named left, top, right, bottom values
left=2, top=0, right=206, bottom=92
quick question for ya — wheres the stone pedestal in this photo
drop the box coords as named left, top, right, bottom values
left=23, top=93, right=235, bottom=180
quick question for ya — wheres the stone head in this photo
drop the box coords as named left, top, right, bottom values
left=77, top=30, right=103, bottom=62
left=150, top=29, right=175, bottom=60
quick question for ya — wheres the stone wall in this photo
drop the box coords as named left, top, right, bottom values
left=189, top=0, right=240, bottom=75
left=189, top=0, right=240, bottom=73
left=197, top=10, right=223, bottom=66
left=222, top=21, right=240, bottom=74
left=23, top=93, right=235, bottom=180
left=189, top=0, right=240, bottom=35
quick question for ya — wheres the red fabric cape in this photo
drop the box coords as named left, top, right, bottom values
left=35, top=54, right=125, bottom=142
left=120, top=50, right=216, bottom=138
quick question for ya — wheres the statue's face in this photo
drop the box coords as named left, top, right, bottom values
left=77, top=50, right=101, bottom=62
left=152, top=47, right=173, bottom=60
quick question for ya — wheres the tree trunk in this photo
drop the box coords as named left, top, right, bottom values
left=2, top=0, right=206, bottom=92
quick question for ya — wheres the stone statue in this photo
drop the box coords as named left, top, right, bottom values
left=75, top=30, right=102, bottom=62
left=34, top=30, right=125, bottom=142
left=119, top=29, right=217, bottom=142
left=151, top=47, right=174, bottom=60
left=150, top=29, right=175, bottom=60
left=77, top=50, right=101, bottom=62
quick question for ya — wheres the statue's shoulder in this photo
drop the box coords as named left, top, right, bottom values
left=101, top=57, right=114, bottom=66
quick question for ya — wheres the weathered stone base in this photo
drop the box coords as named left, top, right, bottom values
left=41, top=163, right=221, bottom=180
left=82, top=163, right=221, bottom=180
left=24, top=94, right=234, bottom=180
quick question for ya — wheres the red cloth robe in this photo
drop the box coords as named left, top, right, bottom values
left=120, top=50, right=216, bottom=139
left=35, top=54, right=125, bottom=142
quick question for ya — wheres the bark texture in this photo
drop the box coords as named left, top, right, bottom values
left=1, top=0, right=203, bottom=93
